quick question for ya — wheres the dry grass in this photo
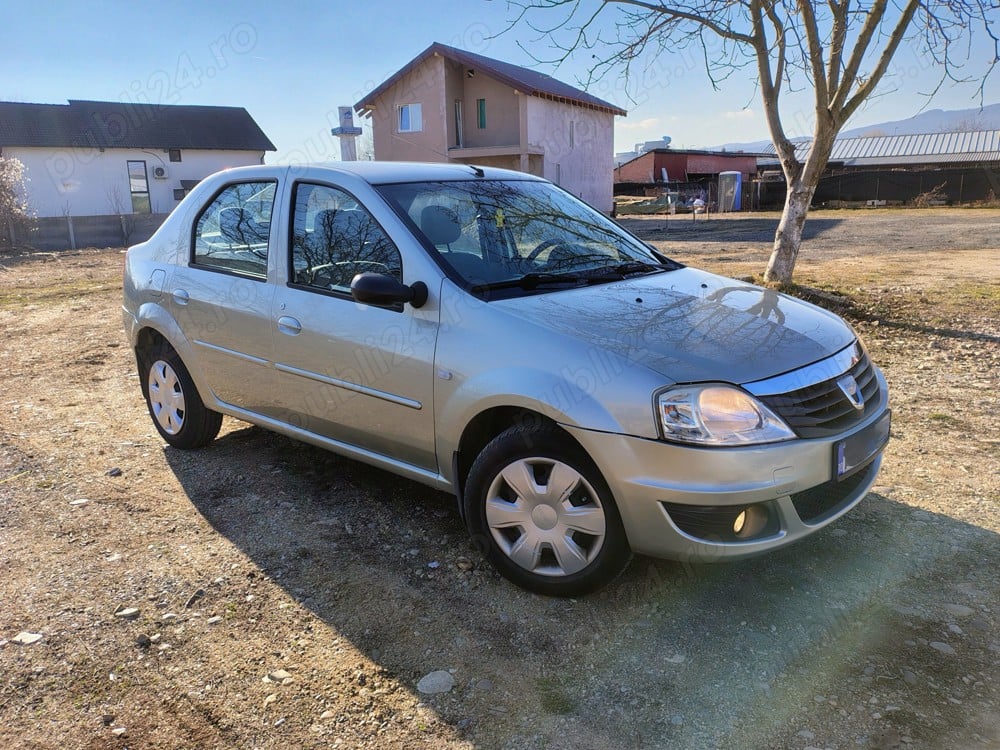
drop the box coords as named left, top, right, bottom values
left=1, top=209, right=998, bottom=749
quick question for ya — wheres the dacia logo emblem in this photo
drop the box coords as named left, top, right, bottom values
left=837, top=374, right=865, bottom=411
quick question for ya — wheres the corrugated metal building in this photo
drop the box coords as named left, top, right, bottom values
left=757, top=130, right=1000, bottom=207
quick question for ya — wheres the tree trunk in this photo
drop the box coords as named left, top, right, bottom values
left=764, top=180, right=815, bottom=285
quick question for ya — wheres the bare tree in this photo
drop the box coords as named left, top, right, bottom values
left=945, top=116, right=988, bottom=132
left=0, top=156, right=34, bottom=247
left=105, top=183, right=136, bottom=245
left=504, top=0, right=999, bottom=283
left=357, top=124, right=376, bottom=161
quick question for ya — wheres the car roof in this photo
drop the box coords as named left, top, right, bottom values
left=234, top=161, right=547, bottom=185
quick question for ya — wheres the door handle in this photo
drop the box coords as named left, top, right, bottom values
left=277, top=316, right=302, bottom=335
left=172, top=288, right=190, bottom=305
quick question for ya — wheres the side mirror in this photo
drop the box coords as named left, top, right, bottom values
left=350, top=272, right=428, bottom=309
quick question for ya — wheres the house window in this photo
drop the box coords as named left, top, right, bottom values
left=168, top=149, right=182, bottom=162
left=397, top=103, right=422, bottom=133
left=173, top=189, right=186, bottom=201
left=477, top=98, right=486, bottom=129
left=126, top=160, right=151, bottom=214
left=454, top=100, right=464, bottom=147
left=569, top=121, right=575, bottom=149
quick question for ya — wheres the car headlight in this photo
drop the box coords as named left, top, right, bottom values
left=656, top=384, right=796, bottom=446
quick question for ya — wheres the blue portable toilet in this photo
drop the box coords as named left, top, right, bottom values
left=719, top=171, right=742, bottom=212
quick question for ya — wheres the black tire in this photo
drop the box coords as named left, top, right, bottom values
left=463, top=423, right=631, bottom=596
left=139, top=342, right=222, bottom=450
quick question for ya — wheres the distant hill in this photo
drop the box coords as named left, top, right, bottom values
left=709, top=103, right=1000, bottom=152
left=839, top=103, right=1000, bottom=137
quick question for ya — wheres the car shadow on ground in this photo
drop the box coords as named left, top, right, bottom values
left=619, top=216, right=844, bottom=244
left=165, top=424, right=998, bottom=749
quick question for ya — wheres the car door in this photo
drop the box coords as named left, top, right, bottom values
left=269, top=180, right=439, bottom=471
left=167, top=179, right=279, bottom=411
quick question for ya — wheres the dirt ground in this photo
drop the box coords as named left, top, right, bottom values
left=1, top=208, right=997, bottom=749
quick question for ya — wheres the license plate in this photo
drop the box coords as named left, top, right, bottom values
left=835, top=410, right=891, bottom=480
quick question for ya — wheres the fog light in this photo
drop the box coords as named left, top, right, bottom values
left=733, top=510, right=747, bottom=534
left=732, top=504, right=769, bottom=539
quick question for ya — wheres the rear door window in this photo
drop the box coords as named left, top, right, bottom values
left=192, top=181, right=276, bottom=278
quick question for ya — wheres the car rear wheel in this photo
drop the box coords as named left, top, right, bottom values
left=463, top=423, right=631, bottom=596
left=140, top=342, right=222, bottom=449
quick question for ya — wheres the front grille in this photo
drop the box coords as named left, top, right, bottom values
left=760, top=351, right=880, bottom=438
left=790, top=461, right=879, bottom=524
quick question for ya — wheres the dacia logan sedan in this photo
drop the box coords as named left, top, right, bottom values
left=123, top=162, right=890, bottom=596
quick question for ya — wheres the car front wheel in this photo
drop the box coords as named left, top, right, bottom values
left=140, top=342, right=222, bottom=449
left=464, top=423, right=631, bottom=596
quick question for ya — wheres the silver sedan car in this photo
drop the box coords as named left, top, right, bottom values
left=123, top=162, right=890, bottom=596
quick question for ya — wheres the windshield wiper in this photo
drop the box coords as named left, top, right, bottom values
left=470, top=261, right=680, bottom=294
left=569, top=260, right=679, bottom=284
left=471, top=271, right=591, bottom=292
left=607, top=260, right=678, bottom=276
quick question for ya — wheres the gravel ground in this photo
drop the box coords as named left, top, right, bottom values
left=0, top=208, right=997, bottom=749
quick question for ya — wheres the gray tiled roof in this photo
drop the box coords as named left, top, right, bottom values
left=356, top=42, right=626, bottom=116
left=759, top=130, right=1000, bottom=166
left=0, top=99, right=275, bottom=151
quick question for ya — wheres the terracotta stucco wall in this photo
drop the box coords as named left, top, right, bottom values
left=458, top=73, right=520, bottom=149
left=443, top=60, right=464, bottom=149
left=370, top=55, right=448, bottom=162
left=364, top=54, right=617, bottom=211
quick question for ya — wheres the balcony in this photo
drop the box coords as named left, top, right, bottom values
left=446, top=143, right=543, bottom=161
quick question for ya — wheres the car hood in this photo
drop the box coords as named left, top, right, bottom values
left=492, top=267, right=856, bottom=384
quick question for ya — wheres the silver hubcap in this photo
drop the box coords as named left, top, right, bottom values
left=148, top=360, right=185, bottom=435
left=485, top=458, right=607, bottom=577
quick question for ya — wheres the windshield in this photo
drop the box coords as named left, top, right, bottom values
left=377, top=179, right=678, bottom=297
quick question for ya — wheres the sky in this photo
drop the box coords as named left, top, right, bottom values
left=3, top=0, right=997, bottom=162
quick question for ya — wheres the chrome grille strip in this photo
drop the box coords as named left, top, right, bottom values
left=750, top=344, right=882, bottom=438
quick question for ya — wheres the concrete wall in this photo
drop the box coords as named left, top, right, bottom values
left=12, top=212, right=168, bottom=251
left=7, top=146, right=264, bottom=218
left=525, top=97, right=616, bottom=212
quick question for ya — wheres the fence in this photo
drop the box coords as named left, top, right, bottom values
left=615, top=180, right=729, bottom=211
left=5, top=213, right=169, bottom=251
left=756, top=165, right=1000, bottom=209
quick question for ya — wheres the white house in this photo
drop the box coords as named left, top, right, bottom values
left=354, top=43, right=626, bottom=212
left=0, top=99, right=275, bottom=219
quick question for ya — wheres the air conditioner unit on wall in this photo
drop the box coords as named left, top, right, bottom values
left=152, top=166, right=169, bottom=179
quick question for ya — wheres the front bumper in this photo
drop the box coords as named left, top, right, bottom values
left=563, top=377, right=889, bottom=563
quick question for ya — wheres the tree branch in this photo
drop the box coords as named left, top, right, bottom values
left=609, top=0, right=757, bottom=44
left=841, top=0, right=921, bottom=122
left=796, top=0, right=831, bottom=108
left=825, top=0, right=849, bottom=95
left=829, top=0, right=890, bottom=116
left=750, top=0, right=797, bottom=171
